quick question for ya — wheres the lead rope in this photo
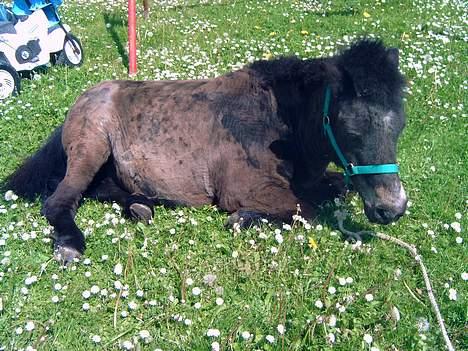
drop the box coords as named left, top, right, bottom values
left=334, top=210, right=455, bottom=351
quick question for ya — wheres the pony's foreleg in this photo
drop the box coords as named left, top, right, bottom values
left=41, top=137, right=110, bottom=264
left=222, top=179, right=316, bottom=229
left=296, top=171, right=347, bottom=206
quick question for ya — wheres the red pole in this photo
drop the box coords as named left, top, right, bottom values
left=128, top=0, right=137, bottom=76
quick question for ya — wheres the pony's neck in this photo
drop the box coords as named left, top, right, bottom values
left=250, top=57, right=339, bottom=170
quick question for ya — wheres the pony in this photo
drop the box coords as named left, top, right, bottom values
left=4, top=39, right=408, bottom=263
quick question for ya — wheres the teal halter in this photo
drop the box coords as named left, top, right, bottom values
left=322, top=86, right=399, bottom=185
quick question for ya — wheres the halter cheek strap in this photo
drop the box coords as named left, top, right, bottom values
left=322, top=86, right=399, bottom=185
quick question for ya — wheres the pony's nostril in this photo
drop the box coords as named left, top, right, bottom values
left=375, top=207, right=389, bottom=220
left=374, top=206, right=396, bottom=223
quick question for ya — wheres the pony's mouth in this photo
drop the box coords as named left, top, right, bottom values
left=364, top=202, right=406, bottom=224
left=360, top=183, right=408, bottom=224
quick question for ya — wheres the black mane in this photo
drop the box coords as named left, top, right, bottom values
left=248, top=38, right=406, bottom=137
left=249, top=55, right=336, bottom=86
left=250, top=39, right=405, bottom=98
left=249, top=55, right=338, bottom=185
left=249, top=54, right=338, bottom=129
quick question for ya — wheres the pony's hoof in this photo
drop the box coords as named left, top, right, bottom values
left=345, top=232, right=363, bottom=243
left=225, top=210, right=263, bottom=229
left=54, top=246, right=82, bottom=265
left=225, top=212, right=243, bottom=227
left=129, top=203, right=153, bottom=223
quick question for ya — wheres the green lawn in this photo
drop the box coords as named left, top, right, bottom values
left=0, top=0, right=466, bottom=350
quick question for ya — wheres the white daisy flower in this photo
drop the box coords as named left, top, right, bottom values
left=241, top=331, right=251, bottom=340
left=363, top=333, right=373, bottom=344
left=206, top=328, right=220, bottom=337
left=114, top=263, right=123, bottom=275
left=277, top=324, right=285, bottom=335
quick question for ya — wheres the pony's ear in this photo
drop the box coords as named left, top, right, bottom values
left=387, top=48, right=399, bottom=67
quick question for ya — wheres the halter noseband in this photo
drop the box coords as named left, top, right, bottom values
left=322, top=86, right=399, bottom=185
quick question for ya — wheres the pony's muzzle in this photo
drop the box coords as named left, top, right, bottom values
left=365, top=184, right=407, bottom=224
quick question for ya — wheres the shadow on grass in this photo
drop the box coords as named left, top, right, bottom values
left=314, top=201, right=378, bottom=243
left=103, top=12, right=128, bottom=70
left=323, top=8, right=357, bottom=17
left=168, top=0, right=230, bottom=11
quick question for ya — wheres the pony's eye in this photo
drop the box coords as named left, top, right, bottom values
left=353, top=81, right=370, bottom=98
left=347, top=134, right=362, bottom=146
left=358, top=88, right=369, bottom=97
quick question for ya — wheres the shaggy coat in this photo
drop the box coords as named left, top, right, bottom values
left=4, top=40, right=408, bottom=262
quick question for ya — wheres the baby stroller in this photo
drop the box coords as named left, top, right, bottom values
left=0, top=0, right=83, bottom=99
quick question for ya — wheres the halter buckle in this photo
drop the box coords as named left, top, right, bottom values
left=346, top=163, right=355, bottom=176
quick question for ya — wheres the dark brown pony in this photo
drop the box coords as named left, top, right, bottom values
left=4, top=40, right=408, bottom=263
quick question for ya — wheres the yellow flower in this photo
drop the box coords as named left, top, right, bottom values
left=301, top=30, right=309, bottom=35
left=262, top=52, right=273, bottom=60
left=363, top=11, right=371, bottom=18
left=308, top=237, right=318, bottom=250
left=269, top=31, right=276, bottom=37
left=254, top=25, right=261, bottom=30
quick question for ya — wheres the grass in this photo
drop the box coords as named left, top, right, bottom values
left=0, top=0, right=466, bottom=350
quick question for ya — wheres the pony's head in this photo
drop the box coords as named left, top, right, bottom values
left=333, top=40, right=407, bottom=224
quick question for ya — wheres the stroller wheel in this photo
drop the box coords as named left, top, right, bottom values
left=57, top=34, right=84, bottom=67
left=0, top=63, right=20, bottom=100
